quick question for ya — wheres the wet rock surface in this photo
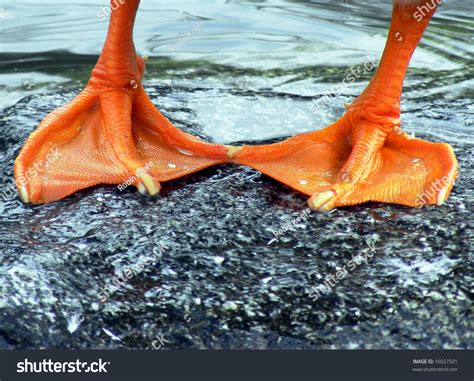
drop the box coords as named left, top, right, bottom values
left=0, top=90, right=472, bottom=349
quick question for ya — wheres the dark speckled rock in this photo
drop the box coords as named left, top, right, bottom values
left=0, top=90, right=472, bottom=350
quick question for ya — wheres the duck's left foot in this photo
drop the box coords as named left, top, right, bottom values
left=234, top=0, right=458, bottom=212
left=305, top=122, right=457, bottom=212
left=233, top=109, right=457, bottom=212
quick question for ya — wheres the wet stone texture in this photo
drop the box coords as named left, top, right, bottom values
left=0, top=90, right=472, bottom=350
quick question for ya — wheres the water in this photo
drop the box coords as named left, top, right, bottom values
left=1, top=0, right=472, bottom=142
left=0, top=0, right=472, bottom=349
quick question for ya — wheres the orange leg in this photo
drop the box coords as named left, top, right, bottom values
left=14, top=0, right=231, bottom=204
left=233, top=0, right=458, bottom=212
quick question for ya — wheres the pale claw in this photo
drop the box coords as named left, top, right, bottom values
left=308, top=190, right=336, bottom=212
left=136, top=170, right=160, bottom=196
left=436, top=186, right=450, bottom=206
left=18, top=186, right=31, bottom=204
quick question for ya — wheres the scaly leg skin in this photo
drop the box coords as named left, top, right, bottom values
left=233, top=0, right=458, bottom=212
left=14, top=0, right=231, bottom=204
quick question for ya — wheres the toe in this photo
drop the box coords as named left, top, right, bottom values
left=136, top=168, right=160, bottom=196
left=308, top=190, right=337, bottom=212
left=18, top=186, right=30, bottom=204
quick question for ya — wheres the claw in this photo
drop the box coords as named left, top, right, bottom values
left=136, top=170, right=160, bottom=196
left=137, top=182, right=147, bottom=196
left=308, top=190, right=336, bottom=212
left=436, top=186, right=450, bottom=206
left=18, top=186, right=30, bottom=204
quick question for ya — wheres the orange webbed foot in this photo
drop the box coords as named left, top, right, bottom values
left=14, top=66, right=231, bottom=204
left=233, top=0, right=459, bottom=212
left=305, top=103, right=459, bottom=211
left=307, top=129, right=458, bottom=212
left=233, top=111, right=458, bottom=212
left=14, top=1, right=231, bottom=204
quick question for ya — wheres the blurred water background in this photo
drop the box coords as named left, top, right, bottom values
left=1, top=0, right=472, bottom=143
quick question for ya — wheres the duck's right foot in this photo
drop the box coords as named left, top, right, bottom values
left=14, top=0, right=230, bottom=204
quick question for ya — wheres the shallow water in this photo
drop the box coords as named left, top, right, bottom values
left=0, top=0, right=472, bottom=349
left=1, top=0, right=473, bottom=141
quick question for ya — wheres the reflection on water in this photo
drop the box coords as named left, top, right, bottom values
left=0, top=0, right=472, bottom=143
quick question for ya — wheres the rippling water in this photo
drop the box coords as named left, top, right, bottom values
left=1, top=0, right=472, bottom=143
